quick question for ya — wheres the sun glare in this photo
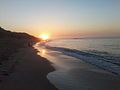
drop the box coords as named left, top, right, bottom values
left=39, top=34, right=49, bottom=40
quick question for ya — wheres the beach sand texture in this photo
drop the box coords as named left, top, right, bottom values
left=0, top=47, right=57, bottom=90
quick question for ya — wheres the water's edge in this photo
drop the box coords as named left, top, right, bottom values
left=44, top=45, right=120, bottom=75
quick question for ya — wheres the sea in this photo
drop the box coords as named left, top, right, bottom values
left=34, top=38, right=120, bottom=90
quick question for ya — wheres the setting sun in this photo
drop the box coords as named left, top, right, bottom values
left=39, top=34, right=49, bottom=40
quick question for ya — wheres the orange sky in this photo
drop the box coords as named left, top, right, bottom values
left=0, top=0, right=120, bottom=39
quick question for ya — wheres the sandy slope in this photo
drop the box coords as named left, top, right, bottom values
left=0, top=47, right=57, bottom=90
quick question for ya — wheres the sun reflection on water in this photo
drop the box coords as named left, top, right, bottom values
left=41, top=49, right=46, bottom=55
left=37, top=49, right=46, bottom=56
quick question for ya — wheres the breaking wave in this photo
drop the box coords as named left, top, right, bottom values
left=40, top=43, right=120, bottom=75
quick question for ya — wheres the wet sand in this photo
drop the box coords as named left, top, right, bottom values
left=0, top=47, right=57, bottom=90
left=35, top=46, right=120, bottom=90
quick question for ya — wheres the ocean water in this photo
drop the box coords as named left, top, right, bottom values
left=48, top=38, right=120, bottom=55
left=34, top=38, right=120, bottom=90
left=45, top=38, right=120, bottom=74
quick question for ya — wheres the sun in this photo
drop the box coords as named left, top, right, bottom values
left=39, top=34, right=49, bottom=40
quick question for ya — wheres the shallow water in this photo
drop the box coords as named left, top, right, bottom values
left=42, top=38, right=120, bottom=75
left=34, top=44, right=120, bottom=90
left=48, top=38, right=120, bottom=55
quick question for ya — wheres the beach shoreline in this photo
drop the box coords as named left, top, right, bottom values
left=35, top=45, right=120, bottom=90
left=0, top=46, right=58, bottom=90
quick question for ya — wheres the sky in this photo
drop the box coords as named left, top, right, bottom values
left=0, top=0, right=120, bottom=38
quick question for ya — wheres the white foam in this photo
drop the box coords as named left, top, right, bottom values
left=42, top=44, right=120, bottom=75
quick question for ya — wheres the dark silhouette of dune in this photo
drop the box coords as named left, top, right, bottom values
left=0, top=27, right=39, bottom=41
left=0, top=27, right=57, bottom=90
left=0, top=27, right=39, bottom=63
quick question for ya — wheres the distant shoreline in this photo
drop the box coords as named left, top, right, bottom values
left=56, top=37, right=120, bottom=40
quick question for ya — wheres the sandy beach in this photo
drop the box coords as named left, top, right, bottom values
left=35, top=45, right=120, bottom=90
left=0, top=47, right=57, bottom=90
left=0, top=0, right=120, bottom=89
left=0, top=27, right=120, bottom=90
